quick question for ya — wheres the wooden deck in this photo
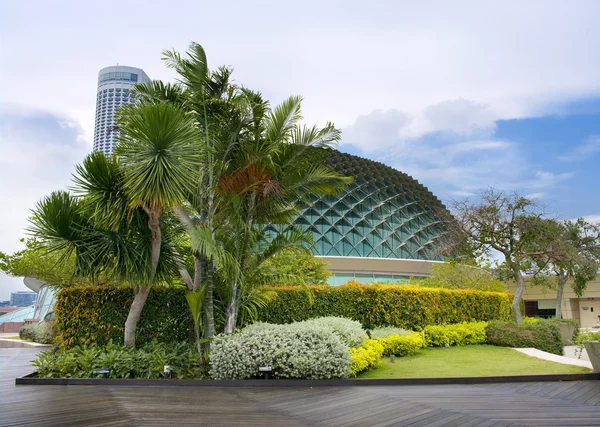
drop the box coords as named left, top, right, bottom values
left=3, top=348, right=600, bottom=426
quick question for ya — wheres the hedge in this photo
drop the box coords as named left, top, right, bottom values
left=486, top=320, right=563, bottom=355
left=258, top=282, right=513, bottom=328
left=55, top=286, right=191, bottom=348
left=424, top=321, right=488, bottom=347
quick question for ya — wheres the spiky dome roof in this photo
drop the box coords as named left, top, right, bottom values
left=280, top=149, right=448, bottom=260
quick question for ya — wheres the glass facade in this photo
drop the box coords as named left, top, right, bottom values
left=327, top=273, right=410, bottom=286
left=267, top=150, right=447, bottom=261
left=10, top=291, right=37, bottom=307
left=33, top=285, right=57, bottom=321
left=0, top=305, right=35, bottom=325
left=98, top=72, right=139, bottom=83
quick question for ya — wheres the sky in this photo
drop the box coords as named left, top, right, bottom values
left=2, top=0, right=600, bottom=299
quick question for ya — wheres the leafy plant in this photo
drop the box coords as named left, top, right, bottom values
left=32, top=341, right=205, bottom=379
left=258, top=282, right=513, bottom=328
left=486, top=320, right=563, bottom=355
left=210, top=321, right=351, bottom=380
left=424, top=321, right=488, bottom=347
left=349, top=339, right=384, bottom=376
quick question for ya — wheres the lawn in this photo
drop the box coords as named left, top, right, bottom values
left=358, top=345, right=590, bottom=378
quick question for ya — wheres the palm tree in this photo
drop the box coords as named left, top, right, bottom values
left=216, top=94, right=352, bottom=333
left=134, top=41, right=352, bottom=335
left=29, top=101, right=200, bottom=348
left=29, top=154, right=181, bottom=347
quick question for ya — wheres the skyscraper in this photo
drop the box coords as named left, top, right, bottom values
left=92, top=65, right=150, bottom=154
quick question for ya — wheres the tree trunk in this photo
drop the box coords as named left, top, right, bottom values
left=202, top=263, right=215, bottom=340
left=124, top=286, right=150, bottom=348
left=555, top=271, right=568, bottom=319
left=511, top=268, right=525, bottom=324
left=225, top=285, right=241, bottom=334
left=147, top=211, right=162, bottom=282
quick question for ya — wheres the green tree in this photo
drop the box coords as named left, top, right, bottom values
left=261, top=247, right=331, bottom=285
left=419, top=261, right=507, bottom=292
left=29, top=101, right=197, bottom=347
left=527, top=218, right=600, bottom=318
left=0, top=239, right=80, bottom=287
left=135, top=42, right=351, bottom=336
left=447, top=189, right=561, bottom=323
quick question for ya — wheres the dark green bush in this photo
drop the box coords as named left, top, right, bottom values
left=32, top=341, right=204, bottom=379
left=486, top=320, right=563, bottom=355
left=55, top=286, right=192, bottom=348
left=258, top=282, right=513, bottom=329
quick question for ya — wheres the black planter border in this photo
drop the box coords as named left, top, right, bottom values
left=15, top=372, right=600, bottom=387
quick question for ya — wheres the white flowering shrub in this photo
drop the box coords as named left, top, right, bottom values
left=210, top=322, right=351, bottom=380
left=301, top=317, right=365, bottom=348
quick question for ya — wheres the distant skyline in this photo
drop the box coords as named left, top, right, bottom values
left=2, top=1, right=600, bottom=299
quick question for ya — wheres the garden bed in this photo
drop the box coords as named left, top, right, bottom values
left=16, top=372, right=600, bottom=386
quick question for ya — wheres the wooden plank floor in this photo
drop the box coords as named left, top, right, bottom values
left=3, top=348, right=600, bottom=426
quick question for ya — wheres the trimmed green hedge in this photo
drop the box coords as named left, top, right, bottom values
left=486, top=320, right=563, bottom=355
left=258, top=282, right=513, bottom=328
left=55, top=286, right=191, bottom=348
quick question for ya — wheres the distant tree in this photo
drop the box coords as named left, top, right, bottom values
left=527, top=218, right=600, bottom=318
left=260, top=247, right=332, bottom=286
left=0, top=239, right=77, bottom=287
left=446, top=189, right=562, bottom=323
left=419, top=261, right=507, bottom=293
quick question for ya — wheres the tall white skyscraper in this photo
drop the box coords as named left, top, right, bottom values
left=93, top=65, right=150, bottom=154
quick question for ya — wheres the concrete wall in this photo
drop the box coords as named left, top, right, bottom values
left=507, top=277, right=600, bottom=327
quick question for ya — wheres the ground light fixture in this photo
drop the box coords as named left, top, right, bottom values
left=94, top=368, right=110, bottom=378
left=259, top=366, right=273, bottom=380
left=164, top=365, right=171, bottom=379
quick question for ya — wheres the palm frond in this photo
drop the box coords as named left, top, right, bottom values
left=115, top=102, right=201, bottom=211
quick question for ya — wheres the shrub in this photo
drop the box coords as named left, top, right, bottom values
left=19, top=322, right=54, bottom=344
left=424, top=321, right=488, bottom=347
left=54, top=286, right=191, bottom=347
left=377, top=333, right=423, bottom=356
left=370, top=326, right=411, bottom=338
left=32, top=341, right=204, bottom=379
left=19, top=324, right=36, bottom=341
left=210, top=322, right=351, bottom=380
left=302, top=317, right=365, bottom=347
left=349, top=339, right=384, bottom=376
left=486, top=320, right=563, bottom=355
left=258, top=282, right=513, bottom=328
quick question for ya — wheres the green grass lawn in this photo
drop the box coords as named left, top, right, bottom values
left=358, top=345, right=590, bottom=379
left=4, top=336, right=21, bottom=340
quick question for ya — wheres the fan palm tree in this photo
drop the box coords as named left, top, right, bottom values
left=29, top=101, right=200, bottom=348
left=29, top=154, right=182, bottom=347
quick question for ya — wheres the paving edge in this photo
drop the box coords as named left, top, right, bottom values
left=15, top=372, right=600, bottom=387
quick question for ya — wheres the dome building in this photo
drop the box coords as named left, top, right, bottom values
left=269, top=150, right=448, bottom=285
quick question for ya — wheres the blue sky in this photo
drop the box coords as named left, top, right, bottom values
left=1, top=0, right=600, bottom=298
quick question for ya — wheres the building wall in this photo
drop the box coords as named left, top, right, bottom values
left=93, top=65, right=150, bottom=155
left=506, top=277, right=600, bottom=327
left=321, top=256, right=437, bottom=285
left=10, top=292, right=36, bottom=307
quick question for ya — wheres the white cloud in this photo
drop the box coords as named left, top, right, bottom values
left=559, top=136, right=600, bottom=162
left=581, top=215, right=600, bottom=224
left=342, top=99, right=498, bottom=153
left=398, top=99, right=497, bottom=140
left=0, top=106, right=89, bottom=299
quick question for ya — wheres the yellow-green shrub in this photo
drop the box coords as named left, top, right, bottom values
left=376, top=333, right=423, bottom=356
left=259, top=282, right=512, bottom=328
left=349, top=339, right=384, bottom=376
left=424, top=321, right=488, bottom=347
